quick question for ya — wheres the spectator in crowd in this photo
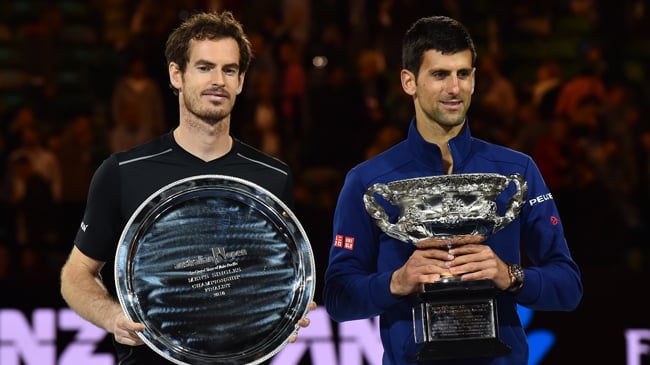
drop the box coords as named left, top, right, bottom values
left=110, top=55, right=166, bottom=152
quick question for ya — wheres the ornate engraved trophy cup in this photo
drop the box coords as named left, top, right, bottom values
left=364, top=173, right=527, bottom=361
left=115, top=175, right=315, bottom=365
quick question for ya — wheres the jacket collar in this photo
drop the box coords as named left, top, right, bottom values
left=406, top=117, right=473, bottom=173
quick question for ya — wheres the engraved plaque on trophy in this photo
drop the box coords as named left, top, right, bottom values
left=364, top=173, right=527, bottom=361
left=115, top=175, right=315, bottom=365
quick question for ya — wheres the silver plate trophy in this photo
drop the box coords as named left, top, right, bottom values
left=364, top=173, right=527, bottom=361
left=115, top=175, right=315, bottom=365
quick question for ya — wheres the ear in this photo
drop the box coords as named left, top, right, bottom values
left=236, top=72, right=246, bottom=95
left=169, top=62, right=183, bottom=92
left=401, top=69, right=416, bottom=96
left=470, top=67, right=476, bottom=95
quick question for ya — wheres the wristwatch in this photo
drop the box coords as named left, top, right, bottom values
left=506, top=263, right=524, bottom=293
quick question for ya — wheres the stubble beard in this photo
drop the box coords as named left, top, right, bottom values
left=438, top=97, right=471, bottom=128
left=428, top=108, right=466, bottom=129
left=183, top=92, right=231, bottom=126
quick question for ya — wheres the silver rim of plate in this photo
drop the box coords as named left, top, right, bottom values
left=114, top=174, right=315, bottom=365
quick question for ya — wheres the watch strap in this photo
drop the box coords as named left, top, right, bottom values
left=506, top=263, right=524, bottom=293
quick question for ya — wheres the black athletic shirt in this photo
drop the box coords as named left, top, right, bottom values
left=72, top=131, right=294, bottom=364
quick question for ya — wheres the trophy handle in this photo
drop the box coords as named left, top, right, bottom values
left=363, top=183, right=413, bottom=243
left=493, top=173, right=528, bottom=233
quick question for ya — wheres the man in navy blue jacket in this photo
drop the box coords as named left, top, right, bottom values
left=323, top=15, right=582, bottom=365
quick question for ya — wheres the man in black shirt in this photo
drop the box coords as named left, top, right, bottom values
left=60, top=11, right=314, bottom=364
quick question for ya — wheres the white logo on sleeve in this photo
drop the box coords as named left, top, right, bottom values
left=80, top=222, right=88, bottom=232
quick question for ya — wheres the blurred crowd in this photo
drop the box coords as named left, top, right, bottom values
left=1, top=0, right=650, bottom=290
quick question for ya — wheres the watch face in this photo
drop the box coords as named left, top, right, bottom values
left=114, top=174, right=315, bottom=365
left=510, top=264, right=524, bottom=284
left=516, top=265, right=524, bottom=279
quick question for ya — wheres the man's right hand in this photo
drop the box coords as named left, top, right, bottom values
left=112, top=313, right=146, bottom=346
left=389, top=237, right=455, bottom=296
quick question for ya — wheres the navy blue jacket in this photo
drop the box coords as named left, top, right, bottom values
left=323, top=119, right=582, bottom=364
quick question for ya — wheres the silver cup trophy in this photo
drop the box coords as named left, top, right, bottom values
left=364, top=173, right=527, bottom=361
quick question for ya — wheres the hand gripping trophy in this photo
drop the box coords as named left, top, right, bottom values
left=364, top=173, right=527, bottom=361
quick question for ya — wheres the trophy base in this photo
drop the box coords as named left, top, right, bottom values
left=415, top=338, right=512, bottom=361
left=412, top=279, right=511, bottom=361
left=421, top=278, right=499, bottom=300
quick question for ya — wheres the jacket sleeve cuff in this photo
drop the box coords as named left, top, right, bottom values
left=370, top=270, right=403, bottom=309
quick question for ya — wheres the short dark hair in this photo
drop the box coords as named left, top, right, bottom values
left=402, top=16, right=477, bottom=78
left=165, top=11, right=252, bottom=88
